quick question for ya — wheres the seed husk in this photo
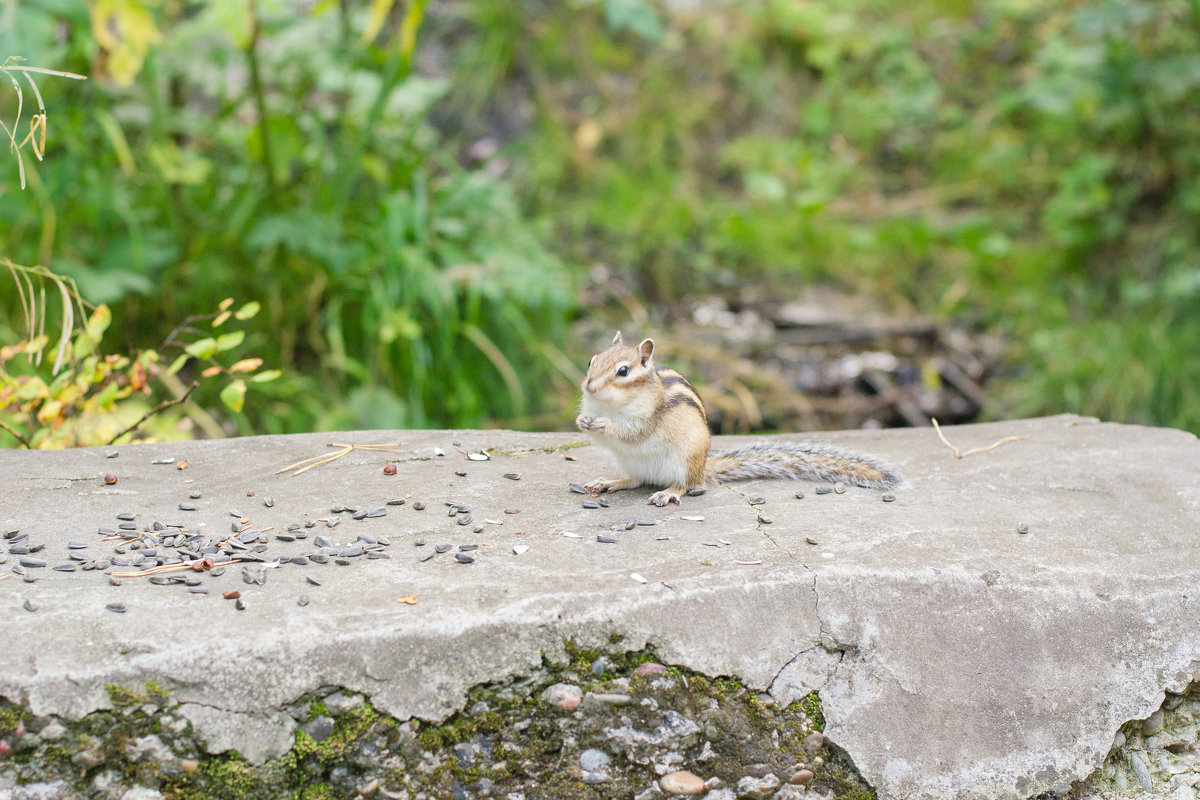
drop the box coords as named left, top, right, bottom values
left=367, top=507, right=386, bottom=518
left=815, top=486, right=833, bottom=495
left=455, top=553, right=475, bottom=564
left=568, top=483, right=587, bottom=494
left=597, top=535, right=617, bottom=544
left=459, top=544, right=479, bottom=552
left=582, top=501, right=600, bottom=509
left=19, top=557, right=45, bottom=568
left=23, top=599, right=37, bottom=612
left=834, top=482, right=847, bottom=494
left=882, top=493, right=895, bottom=502
left=53, top=564, right=77, bottom=572
left=686, top=487, right=706, bottom=496
left=179, top=502, right=198, bottom=511
left=106, top=603, right=126, bottom=613
left=366, top=551, right=389, bottom=560
left=636, top=518, right=657, bottom=526
left=1017, top=523, right=1030, bottom=534
left=435, top=543, right=452, bottom=554
left=352, top=510, right=368, bottom=520
left=297, top=595, right=309, bottom=607
left=386, top=498, right=406, bottom=506
left=503, top=473, right=521, bottom=481
left=306, top=576, right=321, bottom=586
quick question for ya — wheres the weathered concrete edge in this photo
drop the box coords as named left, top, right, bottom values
left=11, top=572, right=823, bottom=765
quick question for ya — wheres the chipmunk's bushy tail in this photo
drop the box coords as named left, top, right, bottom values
left=704, top=440, right=904, bottom=490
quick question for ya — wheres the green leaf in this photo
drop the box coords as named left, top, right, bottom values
left=216, top=331, right=245, bottom=351
left=185, top=338, right=218, bottom=359
left=166, top=353, right=190, bottom=376
left=220, top=380, right=246, bottom=412
left=234, top=301, right=260, bottom=320
left=250, top=369, right=281, bottom=383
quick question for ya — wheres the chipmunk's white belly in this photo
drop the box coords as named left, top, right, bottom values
left=580, top=395, right=691, bottom=488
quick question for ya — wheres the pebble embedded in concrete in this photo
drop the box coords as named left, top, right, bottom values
left=660, top=770, right=706, bottom=794
left=541, top=682, right=582, bottom=711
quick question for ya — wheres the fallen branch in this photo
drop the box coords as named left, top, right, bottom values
left=109, top=556, right=237, bottom=579
left=931, top=417, right=1027, bottom=459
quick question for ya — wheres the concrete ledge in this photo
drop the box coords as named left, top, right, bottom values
left=1, top=415, right=1198, bottom=799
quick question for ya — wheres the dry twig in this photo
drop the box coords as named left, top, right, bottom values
left=931, top=417, right=1028, bottom=459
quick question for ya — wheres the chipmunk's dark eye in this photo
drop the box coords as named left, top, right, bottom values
left=617, top=365, right=629, bottom=377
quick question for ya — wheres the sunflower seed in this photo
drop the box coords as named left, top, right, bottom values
left=686, top=487, right=706, bottom=496
left=459, top=544, right=479, bottom=552
left=53, top=564, right=77, bottom=572
left=291, top=556, right=309, bottom=565
left=352, top=510, right=368, bottom=520
left=435, top=543, right=452, bottom=553
left=367, top=551, right=389, bottom=560
left=188, top=587, right=208, bottom=595
left=106, top=603, right=126, bottom=613
left=339, top=546, right=363, bottom=558
left=636, top=518, right=657, bottom=526
left=455, top=553, right=475, bottom=563
left=367, top=507, right=386, bottom=518
left=814, top=487, right=832, bottom=495
left=568, top=483, right=587, bottom=494
left=419, top=551, right=436, bottom=562
left=387, top=498, right=406, bottom=506
left=457, top=514, right=472, bottom=526
left=597, top=535, right=617, bottom=544
left=309, top=554, right=328, bottom=564
left=19, top=557, right=45, bottom=568
left=152, top=457, right=174, bottom=465
left=882, top=493, right=895, bottom=502
left=503, top=473, right=521, bottom=481
left=582, top=501, right=600, bottom=509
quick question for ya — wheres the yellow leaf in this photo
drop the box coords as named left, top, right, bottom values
left=201, top=365, right=222, bottom=378
left=229, top=358, right=263, bottom=373
left=212, top=310, right=232, bottom=328
left=89, top=0, right=163, bottom=87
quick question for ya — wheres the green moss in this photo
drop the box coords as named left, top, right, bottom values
left=105, top=681, right=172, bottom=709
left=789, top=691, right=825, bottom=732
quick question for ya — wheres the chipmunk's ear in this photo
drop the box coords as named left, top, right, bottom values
left=638, top=338, right=654, bottom=367
left=611, top=330, right=624, bottom=348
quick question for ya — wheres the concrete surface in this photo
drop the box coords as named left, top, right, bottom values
left=0, top=415, right=1197, bottom=799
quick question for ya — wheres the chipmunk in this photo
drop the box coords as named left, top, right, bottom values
left=575, top=331, right=904, bottom=506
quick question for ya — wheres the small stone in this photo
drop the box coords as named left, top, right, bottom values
left=104, top=473, right=118, bottom=485
left=789, top=770, right=814, bottom=787
left=302, top=716, right=335, bottom=742
left=660, top=770, right=706, bottom=795
left=541, top=683, right=583, bottom=711
left=735, top=773, right=780, bottom=798
left=803, top=731, right=824, bottom=751
left=580, top=748, right=611, bottom=772
left=383, top=463, right=397, bottom=475
left=635, top=662, right=668, bottom=675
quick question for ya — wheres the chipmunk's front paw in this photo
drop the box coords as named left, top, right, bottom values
left=647, top=490, right=682, bottom=507
left=577, top=415, right=609, bottom=433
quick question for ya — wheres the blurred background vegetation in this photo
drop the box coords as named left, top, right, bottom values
left=1, top=0, right=1198, bottom=447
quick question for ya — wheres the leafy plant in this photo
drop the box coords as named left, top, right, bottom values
left=0, top=259, right=272, bottom=448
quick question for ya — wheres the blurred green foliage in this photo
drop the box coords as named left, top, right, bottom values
left=1, top=0, right=575, bottom=439
left=447, top=0, right=1200, bottom=431
left=2, top=0, right=1199, bottom=439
